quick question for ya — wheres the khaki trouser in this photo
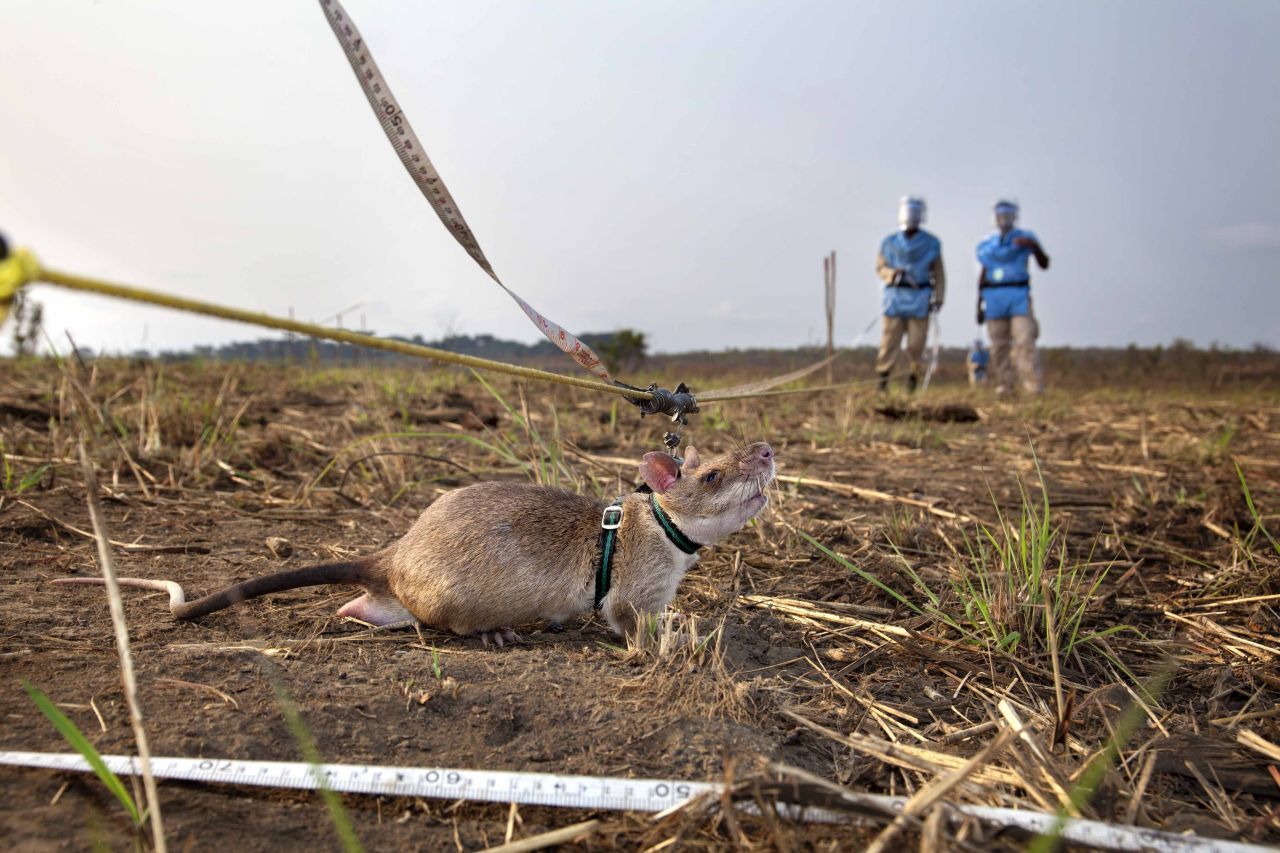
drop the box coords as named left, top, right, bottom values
left=987, top=300, right=1041, bottom=393
left=875, top=315, right=929, bottom=377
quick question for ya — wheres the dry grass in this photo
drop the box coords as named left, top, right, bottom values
left=1, top=352, right=1277, bottom=849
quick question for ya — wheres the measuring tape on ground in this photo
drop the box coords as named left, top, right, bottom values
left=0, top=751, right=1268, bottom=851
left=317, top=0, right=613, bottom=383
left=0, top=750, right=718, bottom=814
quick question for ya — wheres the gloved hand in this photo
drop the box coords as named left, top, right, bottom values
left=890, top=269, right=906, bottom=287
left=976, top=301, right=986, bottom=325
left=930, top=301, right=942, bottom=314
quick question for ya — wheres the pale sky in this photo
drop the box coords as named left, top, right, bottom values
left=2, top=0, right=1278, bottom=357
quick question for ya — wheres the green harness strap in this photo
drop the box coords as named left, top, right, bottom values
left=593, top=494, right=704, bottom=610
left=594, top=499, right=624, bottom=609
left=648, top=493, right=702, bottom=555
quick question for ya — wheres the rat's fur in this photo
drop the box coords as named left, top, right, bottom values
left=54, top=442, right=776, bottom=642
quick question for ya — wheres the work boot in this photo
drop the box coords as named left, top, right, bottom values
left=877, top=372, right=890, bottom=392
left=907, top=374, right=919, bottom=393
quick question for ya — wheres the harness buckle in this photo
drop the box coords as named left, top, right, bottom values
left=601, top=503, right=623, bottom=530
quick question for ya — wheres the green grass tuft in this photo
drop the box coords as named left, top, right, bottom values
left=803, top=452, right=1139, bottom=673
left=22, top=680, right=141, bottom=825
left=1236, top=463, right=1280, bottom=558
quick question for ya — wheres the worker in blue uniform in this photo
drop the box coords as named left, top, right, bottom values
left=967, top=338, right=990, bottom=385
left=875, top=196, right=945, bottom=392
left=975, top=200, right=1049, bottom=394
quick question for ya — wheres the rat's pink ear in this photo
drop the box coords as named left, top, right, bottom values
left=639, top=452, right=681, bottom=493
left=681, top=446, right=701, bottom=473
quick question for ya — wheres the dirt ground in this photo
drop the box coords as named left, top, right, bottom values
left=1, top=355, right=1278, bottom=850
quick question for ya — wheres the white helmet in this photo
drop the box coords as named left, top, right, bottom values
left=898, top=196, right=926, bottom=231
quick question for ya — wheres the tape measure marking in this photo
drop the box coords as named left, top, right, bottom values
left=1, top=750, right=1271, bottom=851
left=317, top=0, right=613, bottom=383
left=0, top=750, right=711, bottom=814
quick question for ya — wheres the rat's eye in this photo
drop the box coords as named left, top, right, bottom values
left=703, top=471, right=719, bottom=484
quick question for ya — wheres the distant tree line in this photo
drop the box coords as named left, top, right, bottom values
left=140, top=329, right=648, bottom=372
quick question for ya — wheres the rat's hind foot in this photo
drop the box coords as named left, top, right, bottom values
left=337, top=593, right=415, bottom=627
left=478, top=628, right=522, bottom=648
left=544, top=622, right=565, bottom=634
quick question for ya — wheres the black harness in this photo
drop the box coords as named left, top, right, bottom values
left=594, top=493, right=703, bottom=609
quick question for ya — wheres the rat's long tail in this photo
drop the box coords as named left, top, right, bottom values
left=52, top=559, right=369, bottom=620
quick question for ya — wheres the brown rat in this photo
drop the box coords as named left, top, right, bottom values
left=54, top=442, right=776, bottom=645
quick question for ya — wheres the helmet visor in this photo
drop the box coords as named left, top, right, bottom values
left=898, top=197, right=925, bottom=231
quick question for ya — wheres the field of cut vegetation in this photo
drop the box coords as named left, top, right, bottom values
left=1, top=350, right=1278, bottom=850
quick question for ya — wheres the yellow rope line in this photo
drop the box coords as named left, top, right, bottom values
left=4, top=249, right=851, bottom=406
left=0, top=249, right=41, bottom=330
left=15, top=257, right=653, bottom=401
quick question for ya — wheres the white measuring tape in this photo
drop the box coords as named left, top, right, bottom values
left=317, top=0, right=613, bottom=383
left=0, top=750, right=714, bottom=813
left=0, top=751, right=1268, bottom=851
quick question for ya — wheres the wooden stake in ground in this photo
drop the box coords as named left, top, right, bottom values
left=78, top=441, right=167, bottom=852
left=824, top=251, right=836, bottom=384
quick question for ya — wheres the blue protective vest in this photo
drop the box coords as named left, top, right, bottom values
left=976, top=228, right=1037, bottom=319
left=880, top=229, right=940, bottom=319
left=976, top=228, right=1036, bottom=285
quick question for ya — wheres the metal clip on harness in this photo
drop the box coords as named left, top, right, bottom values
left=618, top=381, right=700, bottom=452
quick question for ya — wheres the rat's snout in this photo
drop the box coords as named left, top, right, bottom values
left=742, top=442, right=775, bottom=474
